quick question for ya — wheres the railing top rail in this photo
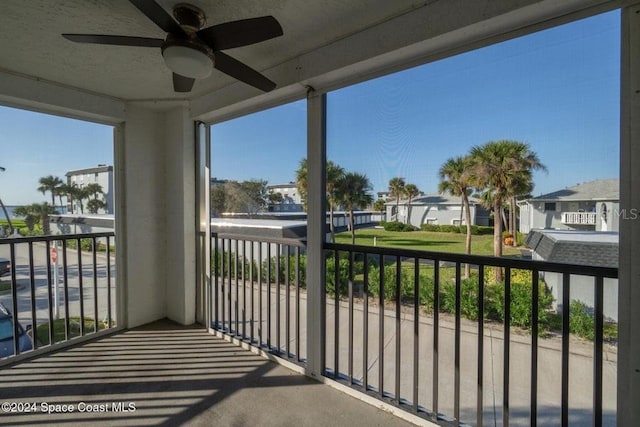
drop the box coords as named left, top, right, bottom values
left=325, top=242, right=618, bottom=278
left=212, top=232, right=306, bottom=247
left=0, top=232, right=115, bottom=244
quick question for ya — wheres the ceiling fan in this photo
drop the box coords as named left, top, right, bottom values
left=62, top=0, right=283, bottom=93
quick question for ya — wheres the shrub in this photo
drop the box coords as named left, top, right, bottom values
left=441, top=278, right=482, bottom=320
left=383, top=221, right=417, bottom=232
left=439, top=225, right=461, bottom=233
left=325, top=255, right=350, bottom=297
left=420, top=224, right=440, bottom=232
left=569, top=300, right=595, bottom=340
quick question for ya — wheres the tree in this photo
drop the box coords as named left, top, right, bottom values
left=470, top=140, right=545, bottom=281
left=403, top=183, right=420, bottom=225
left=337, top=172, right=373, bottom=244
left=38, top=175, right=63, bottom=207
left=439, top=156, right=474, bottom=278
left=211, top=185, right=226, bottom=216
left=14, top=203, right=57, bottom=235
left=373, top=199, right=386, bottom=213
left=268, top=192, right=284, bottom=205
left=388, top=177, right=406, bottom=222
left=83, top=183, right=105, bottom=214
left=295, top=158, right=345, bottom=243
left=0, top=166, right=14, bottom=235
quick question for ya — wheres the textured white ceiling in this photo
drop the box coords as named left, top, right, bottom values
left=0, top=0, right=425, bottom=101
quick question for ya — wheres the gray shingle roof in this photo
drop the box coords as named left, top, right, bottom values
left=387, top=193, right=480, bottom=205
left=525, top=229, right=618, bottom=268
left=531, top=179, right=618, bottom=201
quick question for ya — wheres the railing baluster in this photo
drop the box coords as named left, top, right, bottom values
left=92, top=237, right=98, bottom=333
left=221, top=239, right=226, bottom=332
left=395, top=255, right=401, bottom=404
left=267, top=243, right=271, bottom=349
left=334, top=248, right=340, bottom=379
left=227, top=240, right=232, bottom=334
left=363, top=252, right=369, bottom=391
left=454, top=262, right=461, bottom=426
left=286, top=245, right=291, bottom=358
left=106, top=236, right=112, bottom=328
left=10, top=242, right=19, bottom=356
left=503, top=267, right=511, bottom=427
left=433, top=259, right=440, bottom=417
left=413, top=257, right=420, bottom=412
left=348, top=250, right=354, bottom=384
left=296, top=246, right=300, bottom=361
left=259, top=242, right=263, bottom=346
left=276, top=243, right=281, bottom=353
left=62, top=239, right=70, bottom=340
left=531, top=270, right=539, bottom=427
left=242, top=240, right=246, bottom=340
left=234, top=239, right=239, bottom=335
left=593, top=276, right=604, bottom=427
left=250, top=240, right=254, bottom=343
left=77, top=237, right=85, bottom=336
left=45, top=240, right=55, bottom=346
left=214, top=234, right=219, bottom=329
left=379, top=254, right=384, bottom=397
left=28, top=242, right=37, bottom=350
left=562, top=272, right=570, bottom=427
left=477, top=265, right=484, bottom=427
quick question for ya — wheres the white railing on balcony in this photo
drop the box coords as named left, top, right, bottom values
left=561, top=211, right=597, bottom=225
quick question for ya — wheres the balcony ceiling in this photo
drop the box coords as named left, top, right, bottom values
left=0, top=0, right=425, bottom=102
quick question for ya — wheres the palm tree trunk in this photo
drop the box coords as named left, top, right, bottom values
left=462, top=193, right=472, bottom=279
left=329, top=203, right=335, bottom=243
left=0, top=198, right=14, bottom=235
left=509, top=196, right=517, bottom=246
left=493, top=199, right=503, bottom=282
left=350, top=210, right=355, bottom=244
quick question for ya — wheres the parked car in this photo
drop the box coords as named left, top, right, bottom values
left=0, top=258, right=10, bottom=277
left=0, top=302, right=33, bottom=358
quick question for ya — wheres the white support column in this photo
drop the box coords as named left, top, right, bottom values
left=305, top=90, right=327, bottom=379
left=618, top=4, right=640, bottom=427
left=118, top=104, right=196, bottom=328
left=195, top=122, right=211, bottom=326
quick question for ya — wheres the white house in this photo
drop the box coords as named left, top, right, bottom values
left=518, top=179, right=619, bottom=233
left=267, top=182, right=304, bottom=212
left=385, top=193, right=491, bottom=227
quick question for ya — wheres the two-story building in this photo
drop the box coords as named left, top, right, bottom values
left=518, top=179, right=619, bottom=233
left=65, top=164, right=114, bottom=214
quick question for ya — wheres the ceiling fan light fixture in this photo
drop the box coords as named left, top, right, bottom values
left=162, top=43, right=213, bottom=79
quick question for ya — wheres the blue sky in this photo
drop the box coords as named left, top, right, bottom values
left=212, top=10, right=620, bottom=197
left=0, top=108, right=113, bottom=205
left=0, top=10, right=620, bottom=206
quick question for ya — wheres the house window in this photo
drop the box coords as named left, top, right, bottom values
left=545, top=202, right=556, bottom=212
left=425, top=218, right=437, bottom=225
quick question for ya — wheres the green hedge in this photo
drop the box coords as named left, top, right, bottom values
left=380, top=221, right=418, bottom=232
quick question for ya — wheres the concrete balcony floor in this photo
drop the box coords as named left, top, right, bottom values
left=0, top=319, right=416, bottom=427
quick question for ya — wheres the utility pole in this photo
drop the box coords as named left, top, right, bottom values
left=0, top=166, right=14, bottom=236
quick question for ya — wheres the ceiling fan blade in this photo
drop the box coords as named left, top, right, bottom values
left=173, top=73, right=195, bottom=92
left=62, top=34, right=164, bottom=47
left=198, top=16, right=283, bottom=51
left=214, top=51, right=276, bottom=92
left=129, top=0, right=185, bottom=36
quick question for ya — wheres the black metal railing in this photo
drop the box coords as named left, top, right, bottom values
left=0, top=232, right=116, bottom=363
left=324, top=242, right=618, bottom=427
left=211, top=232, right=306, bottom=364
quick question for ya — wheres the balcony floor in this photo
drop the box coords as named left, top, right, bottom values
left=0, top=319, right=417, bottom=426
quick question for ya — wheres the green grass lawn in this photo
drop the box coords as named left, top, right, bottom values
left=335, top=228, right=522, bottom=257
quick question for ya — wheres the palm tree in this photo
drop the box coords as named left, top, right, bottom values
left=388, top=177, right=406, bottom=222
left=0, top=166, right=14, bottom=235
left=439, top=156, right=473, bottom=277
left=84, top=183, right=105, bottom=213
left=295, top=158, right=345, bottom=243
left=470, top=140, right=545, bottom=281
left=38, top=175, right=63, bottom=206
left=14, top=203, right=57, bottom=234
left=337, top=172, right=373, bottom=244
left=403, top=183, right=420, bottom=225
left=326, top=161, right=345, bottom=243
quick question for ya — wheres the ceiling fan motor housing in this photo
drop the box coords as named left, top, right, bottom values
left=162, top=34, right=214, bottom=79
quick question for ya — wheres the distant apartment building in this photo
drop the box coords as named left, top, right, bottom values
left=267, top=182, right=303, bottom=212
left=65, top=164, right=114, bottom=214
